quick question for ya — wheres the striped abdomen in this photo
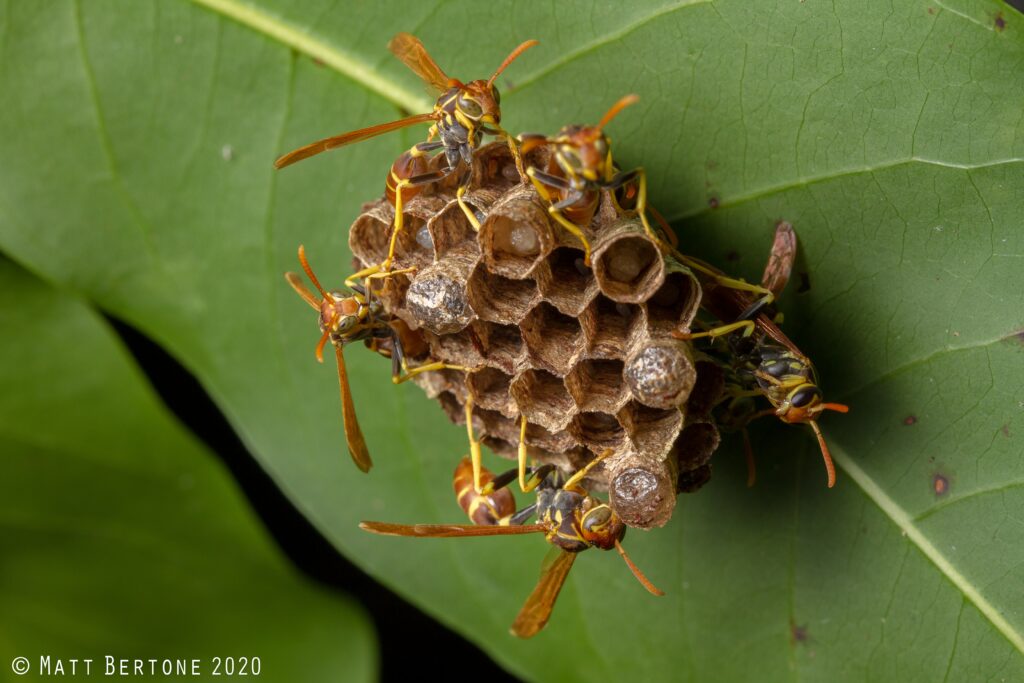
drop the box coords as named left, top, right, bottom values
left=384, top=151, right=430, bottom=205
left=453, top=457, right=516, bottom=526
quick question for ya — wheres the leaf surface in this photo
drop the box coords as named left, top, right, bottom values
left=0, top=259, right=377, bottom=682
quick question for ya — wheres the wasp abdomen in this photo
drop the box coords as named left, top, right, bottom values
left=453, top=457, right=516, bottom=526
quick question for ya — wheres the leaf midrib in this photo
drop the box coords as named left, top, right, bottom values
left=189, top=0, right=433, bottom=112
left=834, top=445, right=1024, bottom=655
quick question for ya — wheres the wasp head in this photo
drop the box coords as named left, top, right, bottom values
left=457, top=80, right=502, bottom=127
left=319, top=292, right=362, bottom=344
left=577, top=497, right=626, bottom=550
left=777, top=382, right=849, bottom=425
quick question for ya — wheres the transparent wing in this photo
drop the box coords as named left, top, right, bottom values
left=510, top=549, right=576, bottom=638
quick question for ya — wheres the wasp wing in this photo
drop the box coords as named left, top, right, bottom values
left=274, top=112, right=436, bottom=169
left=760, top=221, right=797, bottom=298
left=284, top=272, right=320, bottom=310
left=388, top=33, right=451, bottom=92
left=510, top=548, right=577, bottom=638
left=336, top=346, right=372, bottom=473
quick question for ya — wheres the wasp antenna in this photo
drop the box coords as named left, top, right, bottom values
left=314, top=325, right=332, bottom=364
left=821, top=402, right=850, bottom=414
left=596, top=94, right=640, bottom=131
left=488, top=39, right=539, bottom=88
left=809, top=420, right=837, bottom=488
left=297, top=245, right=329, bottom=299
left=615, top=540, right=665, bottom=596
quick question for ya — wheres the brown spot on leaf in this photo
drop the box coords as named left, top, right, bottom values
left=933, top=473, right=950, bottom=497
left=995, top=12, right=1006, bottom=31
left=903, top=415, right=917, bottom=426
left=312, top=56, right=326, bottom=67
left=928, top=7, right=935, bottom=14
left=1002, top=424, right=1011, bottom=438
left=708, top=196, right=719, bottom=209
left=791, top=621, right=809, bottom=645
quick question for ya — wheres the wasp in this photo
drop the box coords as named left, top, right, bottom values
left=361, top=450, right=663, bottom=638
left=276, top=33, right=538, bottom=284
left=672, top=222, right=849, bottom=487
left=519, top=97, right=773, bottom=310
left=285, top=245, right=471, bottom=473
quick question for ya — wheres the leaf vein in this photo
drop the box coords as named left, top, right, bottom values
left=835, top=450, right=1024, bottom=655
left=512, top=0, right=714, bottom=91
left=188, top=0, right=432, bottom=112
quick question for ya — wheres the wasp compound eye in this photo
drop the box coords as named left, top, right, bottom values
left=335, top=315, right=357, bottom=333
left=582, top=506, right=613, bottom=532
left=457, top=95, right=483, bottom=119
left=491, top=85, right=501, bottom=105
left=790, top=386, right=821, bottom=408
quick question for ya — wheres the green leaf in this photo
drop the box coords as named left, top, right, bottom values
left=0, top=260, right=377, bottom=679
left=1, top=0, right=1023, bottom=680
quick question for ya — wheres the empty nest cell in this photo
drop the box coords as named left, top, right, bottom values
left=466, top=266, right=541, bottom=325
left=580, top=296, right=644, bottom=360
left=564, top=359, right=629, bottom=413
left=509, top=369, right=577, bottom=432
left=617, top=401, right=684, bottom=462
left=570, top=411, right=627, bottom=452
left=466, top=367, right=517, bottom=416
left=473, top=321, right=528, bottom=374
left=534, top=246, right=598, bottom=317
left=642, top=258, right=702, bottom=334
left=519, top=301, right=584, bottom=376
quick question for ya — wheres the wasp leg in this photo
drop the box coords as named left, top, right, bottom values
left=498, top=502, right=540, bottom=527
left=487, top=124, right=527, bottom=180
left=484, top=463, right=557, bottom=496
left=464, top=396, right=484, bottom=492
left=455, top=167, right=482, bottom=231
left=562, top=448, right=614, bottom=493
left=518, top=415, right=529, bottom=492
left=605, top=167, right=673, bottom=255
left=527, top=168, right=593, bottom=264
left=673, top=319, right=756, bottom=341
left=389, top=328, right=473, bottom=383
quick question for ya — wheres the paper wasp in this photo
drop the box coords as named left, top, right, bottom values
left=673, top=222, right=848, bottom=487
left=361, top=451, right=663, bottom=637
left=276, top=33, right=538, bottom=284
left=519, top=96, right=772, bottom=311
left=285, top=245, right=471, bottom=472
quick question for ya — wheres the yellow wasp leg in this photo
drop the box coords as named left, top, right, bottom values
left=517, top=415, right=529, bottom=492
left=526, top=168, right=593, bottom=265
left=465, top=396, right=484, bottom=492
left=674, top=319, right=756, bottom=341
left=456, top=185, right=482, bottom=231
left=563, top=448, right=614, bottom=493
left=393, top=360, right=472, bottom=384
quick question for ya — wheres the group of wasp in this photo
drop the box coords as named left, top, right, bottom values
left=278, top=34, right=849, bottom=637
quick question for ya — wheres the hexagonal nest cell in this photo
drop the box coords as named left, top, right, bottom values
left=348, top=142, right=723, bottom=528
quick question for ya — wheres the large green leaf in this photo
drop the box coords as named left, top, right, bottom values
left=0, top=258, right=377, bottom=682
left=1, top=0, right=1023, bottom=680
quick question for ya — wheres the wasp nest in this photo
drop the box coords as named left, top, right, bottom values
left=349, top=143, right=722, bottom=528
